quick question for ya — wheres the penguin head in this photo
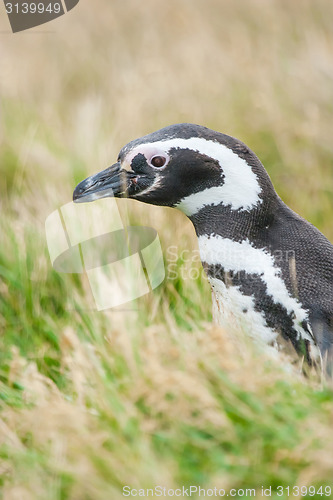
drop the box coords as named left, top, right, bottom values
left=73, top=123, right=276, bottom=216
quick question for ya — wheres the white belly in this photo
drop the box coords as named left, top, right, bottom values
left=209, top=276, right=278, bottom=346
left=198, top=235, right=323, bottom=366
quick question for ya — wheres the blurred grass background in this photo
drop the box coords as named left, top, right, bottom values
left=0, top=0, right=333, bottom=498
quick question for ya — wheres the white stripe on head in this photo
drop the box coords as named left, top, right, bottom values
left=127, top=137, right=262, bottom=215
left=198, top=234, right=315, bottom=344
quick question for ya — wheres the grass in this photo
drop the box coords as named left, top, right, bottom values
left=1, top=0, right=333, bottom=498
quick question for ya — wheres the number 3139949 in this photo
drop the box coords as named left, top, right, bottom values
left=277, top=485, right=332, bottom=496
left=5, top=3, right=62, bottom=14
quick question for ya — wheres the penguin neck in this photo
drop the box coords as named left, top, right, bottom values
left=188, top=194, right=280, bottom=244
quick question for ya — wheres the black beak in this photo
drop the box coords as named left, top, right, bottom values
left=73, top=162, right=126, bottom=203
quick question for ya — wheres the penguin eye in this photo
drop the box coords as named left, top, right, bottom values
left=150, top=155, right=167, bottom=168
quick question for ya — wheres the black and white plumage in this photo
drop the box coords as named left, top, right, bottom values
left=73, top=124, right=333, bottom=372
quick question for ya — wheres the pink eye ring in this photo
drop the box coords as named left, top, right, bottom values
left=150, top=155, right=167, bottom=168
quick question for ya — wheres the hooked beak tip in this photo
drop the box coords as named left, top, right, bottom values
left=73, top=162, right=125, bottom=203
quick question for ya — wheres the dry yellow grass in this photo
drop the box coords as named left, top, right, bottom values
left=1, top=323, right=333, bottom=498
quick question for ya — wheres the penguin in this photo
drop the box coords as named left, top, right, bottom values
left=73, top=123, right=333, bottom=373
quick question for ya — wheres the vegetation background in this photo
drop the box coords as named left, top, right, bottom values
left=0, top=0, right=333, bottom=498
